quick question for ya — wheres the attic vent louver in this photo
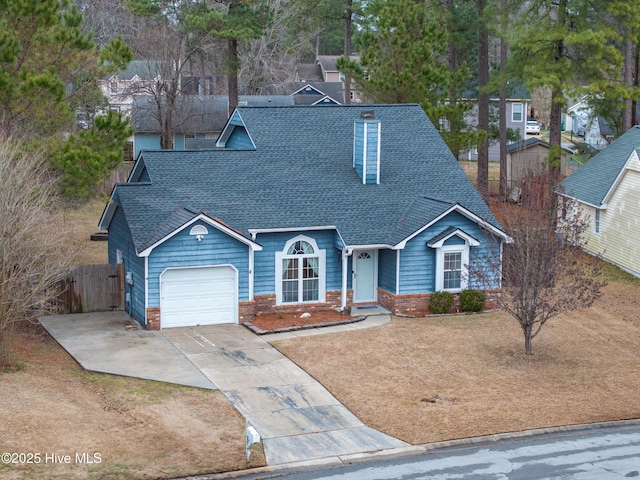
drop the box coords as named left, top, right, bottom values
left=353, top=111, right=381, bottom=184
left=360, top=110, right=375, bottom=120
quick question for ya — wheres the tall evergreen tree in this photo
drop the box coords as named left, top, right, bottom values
left=606, top=1, right=640, bottom=134
left=0, top=0, right=131, bottom=136
left=337, top=0, right=474, bottom=153
left=509, top=0, right=621, bottom=183
left=476, top=0, right=490, bottom=199
left=186, top=0, right=269, bottom=114
left=0, top=0, right=133, bottom=199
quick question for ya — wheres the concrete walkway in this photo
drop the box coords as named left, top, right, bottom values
left=162, top=318, right=407, bottom=465
left=40, top=311, right=406, bottom=466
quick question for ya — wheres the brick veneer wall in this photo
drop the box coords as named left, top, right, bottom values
left=239, top=301, right=256, bottom=323
left=248, top=290, right=352, bottom=319
left=146, top=307, right=160, bottom=330
left=378, top=288, right=500, bottom=316
left=149, top=288, right=499, bottom=329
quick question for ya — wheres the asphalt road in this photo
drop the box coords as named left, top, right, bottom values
left=216, top=421, right=640, bottom=480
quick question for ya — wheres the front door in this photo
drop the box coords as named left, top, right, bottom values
left=354, top=250, right=377, bottom=303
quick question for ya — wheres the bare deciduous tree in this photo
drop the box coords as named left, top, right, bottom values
left=473, top=176, right=606, bottom=355
left=0, top=136, right=73, bottom=368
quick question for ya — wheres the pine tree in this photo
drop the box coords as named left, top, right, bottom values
left=51, top=110, right=133, bottom=199
left=337, top=0, right=475, bottom=153
left=509, top=0, right=621, bottom=183
left=185, top=0, right=269, bottom=114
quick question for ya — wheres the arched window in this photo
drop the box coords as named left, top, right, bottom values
left=276, top=236, right=326, bottom=304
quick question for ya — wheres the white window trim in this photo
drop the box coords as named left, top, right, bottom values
left=594, top=208, right=601, bottom=235
left=512, top=102, right=523, bottom=123
left=434, top=244, right=470, bottom=293
left=275, top=235, right=326, bottom=305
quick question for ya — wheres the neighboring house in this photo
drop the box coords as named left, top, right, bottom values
left=584, top=116, right=614, bottom=150
left=264, top=82, right=344, bottom=104
left=97, top=60, right=165, bottom=117
left=559, top=125, right=640, bottom=278
left=463, top=86, right=532, bottom=161
left=567, top=97, right=615, bottom=150
left=296, top=55, right=362, bottom=103
left=506, top=138, right=577, bottom=186
left=294, top=63, right=324, bottom=83
left=288, top=83, right=343, bottom=105
left=99, top=104, right=509, bottom=330
left=130, top=95, right=295, bottom=158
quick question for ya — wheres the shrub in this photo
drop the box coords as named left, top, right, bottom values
left=429, top=291, right=454, bottom=314
left=459, top=289, right=486, bottom=312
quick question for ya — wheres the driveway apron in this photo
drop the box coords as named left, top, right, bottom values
left=162, top=323, right=407, bottom=465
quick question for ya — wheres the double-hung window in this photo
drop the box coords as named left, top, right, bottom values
left=276, top=236, right=326, bottom=304
left=443, top=251, right=463, bottom=290
left=429, top=229, right=479, bottom=293
left=512, top=103, right=523, bottom=123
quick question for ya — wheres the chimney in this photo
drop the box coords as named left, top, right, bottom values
left=353, top=110, right=381, bottom=184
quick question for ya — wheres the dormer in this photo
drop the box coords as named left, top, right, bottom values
left=353, top=110, right=381, bottom=184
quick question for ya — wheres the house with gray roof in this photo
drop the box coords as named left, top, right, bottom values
left=100, top=104, right=509, bottom=330
left=131, top=94, right=295, bottom=158
left=559, top=125, right=640, bottom=278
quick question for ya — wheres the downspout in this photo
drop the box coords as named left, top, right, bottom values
left=396, top=249, right=401, bottom=295
left=340, top=248, right=351, bottom=311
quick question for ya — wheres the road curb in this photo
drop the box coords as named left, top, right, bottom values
left=181, top=419, right=640, bottom=479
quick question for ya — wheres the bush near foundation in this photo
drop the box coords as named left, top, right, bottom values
left=429, top=291, right=454, bottom=314
left=460, top=289, right=486, bottom=312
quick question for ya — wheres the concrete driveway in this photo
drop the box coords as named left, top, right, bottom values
left=39, top=312, right=216, bottom=389
left=39, top=311, right=408, bottom=466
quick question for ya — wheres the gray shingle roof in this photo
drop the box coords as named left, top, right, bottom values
left=560, top=125, right=640, bottom=206
left=115, top=104, right=502, bottom=252
left=131, top=95, right=294, bottom=133
left=507, top=137, right=572, bottom=154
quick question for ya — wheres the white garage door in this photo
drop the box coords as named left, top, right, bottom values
left=160, top=266, right=237, bottom=328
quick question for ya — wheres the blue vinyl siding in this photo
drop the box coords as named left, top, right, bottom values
left=378, top=248, right=397, bottom=293
left=137, top=167, right=151, bottom=183
left=353, top=120, right=380, bottom=184
left=229, top=110, right=244, bottom=126
left=354, top=121, right=364, bottom=180
left=146, top=221, right=250, bottom=308
left=468, top=234, right=501, bottom=290
left=174, top=135, right=185, bottom=150
left=134, top=134, right=161, bottom=158
left=364, top=122, right=380, bottom=184
left=253, top=230, right=343, bottom=296
left=226, top=127, right=254, bottom=149
left=107, top=203, right=145, bottom=324
left=399, top=211, right=500, bottom=294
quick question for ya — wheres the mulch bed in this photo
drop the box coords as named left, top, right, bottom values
left=247, top=309, right=358, bottom=333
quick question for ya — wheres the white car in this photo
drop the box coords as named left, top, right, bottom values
left=526, top=120, right=541, bottom=135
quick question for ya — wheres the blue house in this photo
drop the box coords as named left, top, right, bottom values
left=100, top=104, right=509, bottom=329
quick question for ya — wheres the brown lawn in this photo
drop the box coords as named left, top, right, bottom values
left=273, top=281, right=640, bottom=445
left=61, top=198, right=109, bottom=266
left=0, top=322, right=265, bottom=480
left=2, top=193, right=638, bottom=478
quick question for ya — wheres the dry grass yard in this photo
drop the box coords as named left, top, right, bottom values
left=2, top=184, right=639, bottom=479
left=61, top=197, right=109, bottom=265
left=274, top=280, right=640, bottom=445
left=0, top=322, right=265, bottom=480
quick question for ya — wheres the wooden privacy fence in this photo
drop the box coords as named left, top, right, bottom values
left=98, top=161, right=134, bottom=196
left=55, top=264, right=124, bottom=314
